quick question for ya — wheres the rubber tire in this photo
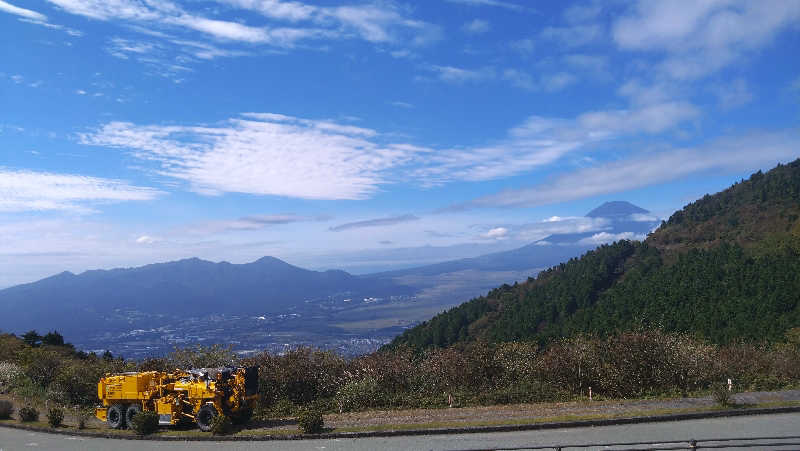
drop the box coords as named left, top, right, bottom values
left=107, top=404, right=126, bottom=429
left=125, top=404, right=142, bottom=427
left=196, top=404, right=217, bottom=432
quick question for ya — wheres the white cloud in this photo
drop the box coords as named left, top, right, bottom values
left=80, top=114, right=422, bottom=201
left=630, top=213, right=659, bottom=222
left=613, top=0, right=800, bottom=79
left=135, top=235, right=159, bottom=244
left=428, top=65, right=496, bottom=83
left=578, top=231, right=645, bottom=245
left=514, top=216, right=611, bottom=242
left=461, top=130, right=799, bottom=209
left=45, top=0, right=436, bottom=52
left=482, top=227, right=509, bottom=240
left=0, top=168, right=162, bottom=213
left=17, top=17, right=83, bottom=36
left=0, top=0, right=47, bottom=21
left=107, top=37, right=159, bottom=59
left=416, top=100, right=697, bottom=186
left=443, top=0, right=525, bottom=11
left=462, top=19, right=490, bottom=34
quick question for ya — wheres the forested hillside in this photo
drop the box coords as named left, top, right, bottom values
left=390, top=159, right=800, bottom=350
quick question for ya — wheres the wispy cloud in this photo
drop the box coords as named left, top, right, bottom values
left=414, top=101, right=698, bottom=186
left=443, top=0, right=525, bottom=12
left=45, top=0, right=437, bottom=51
left=0, top=168, right=162, bottom=213
left=541, top=24, right=603, bottom=47
left=613, top=1, right=800, bottom=79
left=427, top=65, right=496, bottom=83
left=389, top=101, right=414, bottom=109
left=462, top=19, right=490, bottom=34
left=189, top=214, right=329, bottom=234
left=456, top=131, right=799, bottom=210
left=0, top=0, right=47, bottom=21
left=330, top=214, right=419, bottom=232
left=711, top=78, right=754, bottom=110
left=0, top=1, right=81, bottom=35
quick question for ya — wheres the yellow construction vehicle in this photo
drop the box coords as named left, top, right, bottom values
left=95, top=367, right=258, bottom=431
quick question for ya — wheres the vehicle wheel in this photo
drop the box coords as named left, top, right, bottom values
left=107, top=404, right=126, bottom=429
left=196, top=404, right=217, bottom=432
left=125, top=404, right=142, bottom=426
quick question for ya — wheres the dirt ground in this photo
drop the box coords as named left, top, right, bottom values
left=3, top=390, right=799, bottom=434
left=313, top=390, right=800, bottom=431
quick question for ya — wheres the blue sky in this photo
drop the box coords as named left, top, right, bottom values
left=1, top=0, right=799, bottom=287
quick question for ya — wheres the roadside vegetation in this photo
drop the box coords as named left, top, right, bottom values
left=1, top=328, right=799, bottom=428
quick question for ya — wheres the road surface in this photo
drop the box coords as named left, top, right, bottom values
left=1, top=412, right=799, bottom=450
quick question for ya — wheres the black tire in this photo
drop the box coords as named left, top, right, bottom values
left=196, top=404, right=217, bottom=432
left=107, top=404, right=126, bottom=429
left=125, top=404, right=142, bottom=426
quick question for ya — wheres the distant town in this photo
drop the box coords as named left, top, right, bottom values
left=78, top=293, right=421, bottom=359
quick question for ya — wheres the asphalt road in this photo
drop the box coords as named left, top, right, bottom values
left=1, top=412, right=799, bottom=451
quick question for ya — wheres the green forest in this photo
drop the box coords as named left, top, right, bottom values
left=390, top=159, right=800, bottom=350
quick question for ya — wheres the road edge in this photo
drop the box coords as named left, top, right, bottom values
left=2, top=405, right=799, bottom=441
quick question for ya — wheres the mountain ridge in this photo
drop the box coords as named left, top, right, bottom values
left=389, top=159, right=800, bottom=350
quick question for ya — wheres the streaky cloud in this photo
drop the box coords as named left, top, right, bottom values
left=330, top=214, right=419, bottom=232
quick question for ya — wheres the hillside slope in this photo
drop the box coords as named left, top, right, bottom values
left=390, top=159, right=800, bottom=349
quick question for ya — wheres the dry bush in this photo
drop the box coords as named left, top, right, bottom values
left=46, top=407, right=64, bottom=428
left=246, top=347, right=345, bottom=407
left=0, top=361, right=24, bottom=394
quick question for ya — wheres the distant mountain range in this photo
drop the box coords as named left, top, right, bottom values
left=0, top=255, right=410, bottom=337
left=0, top=200, right=660, bottom=352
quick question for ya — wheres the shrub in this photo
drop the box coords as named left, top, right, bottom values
left=130, top=410, right=159, bottom=435
left=18, top=406, right=39, bottom=422
left=13, top=377, right=46, bottom=404
left=297, top=407, right=324, bottom=434
left=0, top=361, right=24, bottom=393
left=0, top=400, right=13, bottom=419
left=210, top=414, right=233, bottom=435
left=335, top=377, right=382, bottom=412
left=75, top=407, right=92, bottom=429
left=269, top=398, right=295, bottom=417
left=47, top=407, right=64, bottom=427
left=712, top=384, right=735, bottom=407
left=52, top=362, right=104, bottom=406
